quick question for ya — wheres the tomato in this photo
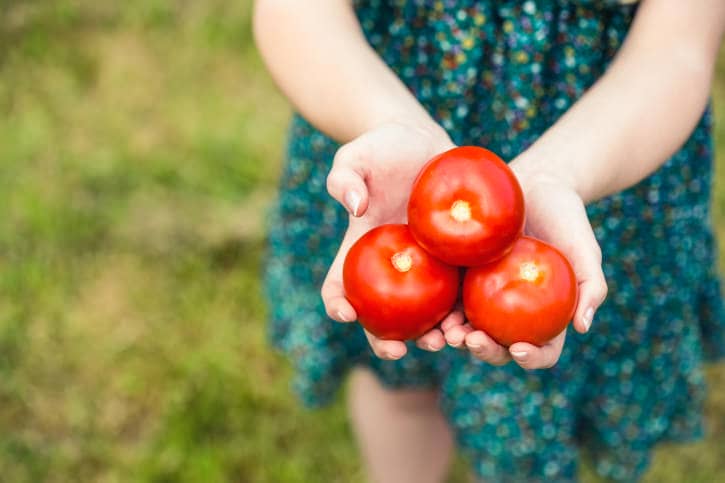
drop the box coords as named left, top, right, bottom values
left=407, top=146, right=525, bottom=266
left=343, top=224, right=460, bottom=340
left=462, top=236, right=578, bottom=347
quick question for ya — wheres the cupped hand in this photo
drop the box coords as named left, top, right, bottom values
left=321, top=121, right=458, bottom=360
left=443, top=166, right=608, bottom=370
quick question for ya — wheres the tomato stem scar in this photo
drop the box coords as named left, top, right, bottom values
left=450, top=200, right=472, bottom=222
left=519, top=262, right=540, bottom=282
left=391, top=252, right=413, bottom=273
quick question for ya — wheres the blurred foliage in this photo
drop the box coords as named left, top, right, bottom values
left=0, top=1, right=722, bottom=482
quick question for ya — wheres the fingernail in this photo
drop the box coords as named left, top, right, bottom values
left=511, top=351, right=528, bottom=359
left=582, top=307, right=594, bottom=332
left=337, top=311, right=350, bottom=322
left=447, top=336, right=462, bottom=346
left=344, top=190, right=361, bottom=217
left=468, top=343, right=482, bottom=350
left=427, top=344, right=441, bottom=352
left=385, top=351, right=403, bottom=360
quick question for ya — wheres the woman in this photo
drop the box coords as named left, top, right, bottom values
left=256, top=1, right=725, bottom=481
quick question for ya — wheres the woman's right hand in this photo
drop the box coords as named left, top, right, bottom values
left=441, top=165, right=608, bottom=370
left=321, top=120, right=461, bottom=360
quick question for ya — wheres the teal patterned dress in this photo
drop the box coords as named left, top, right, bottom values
left=264, top=1, right=725, bottom=481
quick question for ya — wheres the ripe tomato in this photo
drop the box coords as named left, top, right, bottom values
left=343, top=224, right=460, bottom=340
left=407, top=146, right=525, bottom=266
left=463, top=236, right=578, bottom=347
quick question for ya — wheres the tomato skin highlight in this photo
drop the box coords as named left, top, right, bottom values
left=463, top=236, right=578, bottom=347
left=407, top=146, right=525, bottom=267
left=343, top=224, right=460, bottom=340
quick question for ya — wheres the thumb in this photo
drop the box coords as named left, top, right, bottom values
left=569, top=224, right=608, bottom=335
left=327, top=141, right=370, bottom=217
left=320, top=222, right=368, bottom=323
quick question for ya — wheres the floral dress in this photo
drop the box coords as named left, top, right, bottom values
left=263, top=1, right=724, bottom=481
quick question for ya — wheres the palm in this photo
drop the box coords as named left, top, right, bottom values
left=321, top=122, right=456, bottom=359
left=323, top=126, right=607, bottom=366
left=351, top=124, right=454, bottom=225
left=443, top=170, right=607, bottom=369
left=521, top=181, right=598, bottom=274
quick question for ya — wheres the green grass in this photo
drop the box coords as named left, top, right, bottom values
left=0, top=2, right=722, bottom=482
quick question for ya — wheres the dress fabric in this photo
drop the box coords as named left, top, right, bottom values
left=263, top=1, right=724, bottom=481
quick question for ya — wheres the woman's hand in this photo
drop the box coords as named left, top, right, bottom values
left=321, top=120, right=459, bottom=360
left=437, top=0, right=725, bottom=370
left=442, top=166, right=608, bottom=370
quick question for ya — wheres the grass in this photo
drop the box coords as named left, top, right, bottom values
left=0, top=1, right=722, bottom=482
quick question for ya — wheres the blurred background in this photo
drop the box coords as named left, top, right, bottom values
left=0, top=1, right=723, bottom=482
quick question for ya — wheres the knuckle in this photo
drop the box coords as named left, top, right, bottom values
left=325, top=170, right=341, bottom=196
left=320, top=282, right=332, bottom=303
left=327, top=146, right=354, bottom=192
left=595, top=248, right=603, bottom=264
left=593, top=278, right=608, bottom=303
left=599, top=281, right=609, bottom=302
left=591, top=241, right=603, bottom=263
left=333, top=143, right=354, bottom=167
left=335, top=138, right=370, bottom=169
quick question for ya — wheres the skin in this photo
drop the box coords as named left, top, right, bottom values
left=347, top=368, right=453, bottom=483
left=255, top=0, right=725, bottom=368
left=255, top=1, right=725, bottom=480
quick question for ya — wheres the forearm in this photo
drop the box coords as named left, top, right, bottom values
left=512, top=0, right=725, bottom=203
left=253, top=0, right=440, bottom=143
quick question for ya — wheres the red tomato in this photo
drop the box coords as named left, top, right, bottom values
left=343, top=224, right=460, bottom=340
left=463, top=236, right=578, bottom=347
left=407, top=146, right=525, bottom=266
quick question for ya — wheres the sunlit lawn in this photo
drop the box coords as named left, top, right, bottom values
left=0, top=2, right=723, bottom=482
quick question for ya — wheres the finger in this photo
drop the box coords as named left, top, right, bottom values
left=524, top=188, right=608, bottom=335
left=568, top=226, right=607, bottom=334
left=439, top=307, right=466, bottom=346
left=415, top=328, right=446, bottom=352
left=365, top=330, right=407, bottom=360
left=320, top=248, right=357, bottom=322
left=321, top=276, right=357, bottom=322
left=444, top=322, right=474, bottom=349
left=573, top=272, right=608, bottom=334
left=320, top=223, right=368, bottom=322
left=327, top=141, right=370, bottom=217
left=465, top=331, right=511, bottom=365
left=440, top=309, right=465, bottom=332
left=508, top=330, right=567, bottom=370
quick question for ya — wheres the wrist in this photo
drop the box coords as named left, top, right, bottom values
left=408, top=120, right=454, bottom=151
left=371, top=114, right=454, bottom=152
left=383, top=114, right=450, bottom=140
left=509, top=150, right=585, bottom=203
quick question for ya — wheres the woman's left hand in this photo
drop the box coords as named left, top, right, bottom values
left=441, top=165, right=608, bottom=369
